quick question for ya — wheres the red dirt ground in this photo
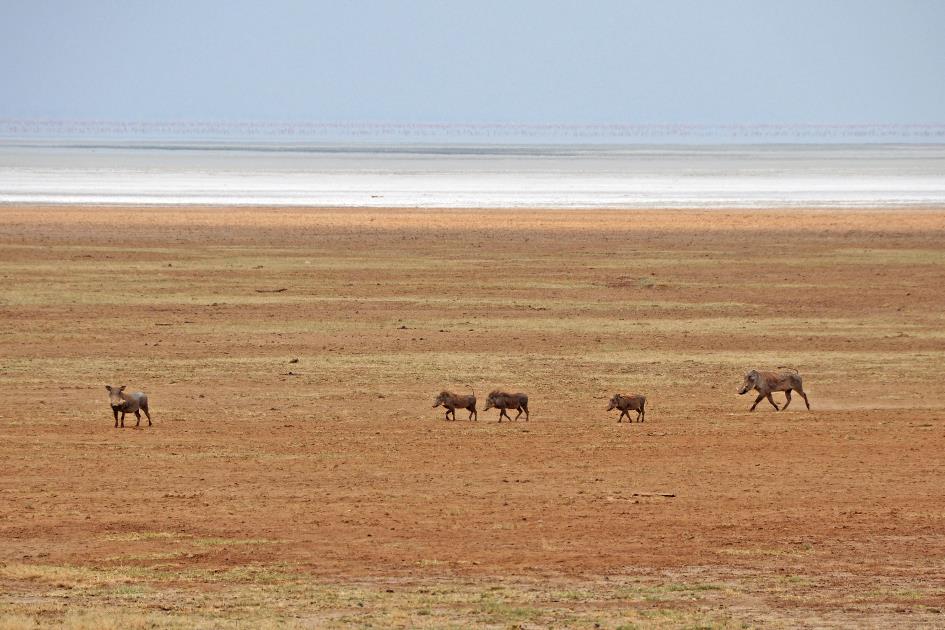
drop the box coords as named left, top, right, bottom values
left=1, top=206, right=944, bottom=626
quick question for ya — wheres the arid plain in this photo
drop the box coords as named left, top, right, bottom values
left=1, top=206, right=944, bottom=628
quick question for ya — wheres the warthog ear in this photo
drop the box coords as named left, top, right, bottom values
left=119, top=385, right=127, bottom=391
left=105, top=385, right=112, bottom=391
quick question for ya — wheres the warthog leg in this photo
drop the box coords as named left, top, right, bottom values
left=765, top=393, right=780, bottom=410
left=119, top=411, right=126, bottom=427
left=468, top=407, right=477, bottom=421
left=142, top=405, right=152, bottom=426
left=636, top=409, right=644, bottom=422
left=797, top=388, right=811, bottom=410
left=749, top=393, right=765, bottom=411
left=134, top=410, right=142, bottom=426
left=783, top=389, right=793, bottom=410
left=618, top=409, right=628, bottom=423
left=113, top=408, right=119, bottom=428
left=498, top=408, right=511, bottom=422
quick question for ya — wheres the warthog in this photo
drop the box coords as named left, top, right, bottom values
left=738, top=367, right=811, bottom=411
left=432, top=391, right=477, bottom=421
left=483, top=390, right=529, bottom=422
left=105, top=384, right=152, bottom=428
left=606, top=393, right=646, bottom=423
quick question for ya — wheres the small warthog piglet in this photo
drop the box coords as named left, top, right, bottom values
left=483, top=390, right=529, bottom=422
left=606, top=393, right=646, bottom=423
left=432, top=391, right=477, bottom=421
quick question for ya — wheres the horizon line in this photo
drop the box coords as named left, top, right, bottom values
left=3, top=119, right=945, bottom=144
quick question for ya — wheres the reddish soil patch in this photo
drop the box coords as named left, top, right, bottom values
left=1, top=206, right=944, bottom=625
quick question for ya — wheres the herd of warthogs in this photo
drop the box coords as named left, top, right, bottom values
left=433, top=390, right=530, bottom=422
left=105, top=368, right=812, bottom=428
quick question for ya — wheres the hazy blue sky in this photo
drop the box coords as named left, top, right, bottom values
left=2, top=1, right=944, bottom=124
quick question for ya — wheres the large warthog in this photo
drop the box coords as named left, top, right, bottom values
left=483, top=390, right=529, bottom=422
left=606, top=393, right=646, bottom=423
left=738, top=367, right=811, bottom=411
left=432, top=391, right=478, bottom=421
left=105, top=384, right=152, bottom=428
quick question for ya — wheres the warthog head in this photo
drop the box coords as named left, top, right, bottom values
left=738, top=371, right=759, bottom=395
left=606, top=394, right=621, bottom=411
left=432, top=391, right=451, bottom=408
left=483, top=390, right=501, bottom=411
left=105, top=384, right=127, bottom=409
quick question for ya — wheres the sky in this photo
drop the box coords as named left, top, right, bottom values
left=1, top=0, right=944, bottom=128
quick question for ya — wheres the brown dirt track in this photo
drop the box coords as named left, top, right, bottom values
left=1, top=206, right=944, bottom=628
